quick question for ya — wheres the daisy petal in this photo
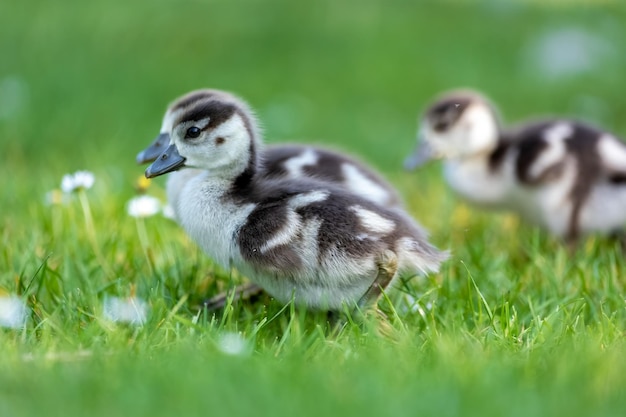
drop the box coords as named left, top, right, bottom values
left=0, top=295, right=28, bottom=329
left=127, top=195, right=161, bottom=218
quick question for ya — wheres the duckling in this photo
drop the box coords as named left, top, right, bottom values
left=137, top=90, right=403, bottom=308
left=145, top=91, right=447, bottom=310
left=405, top=89, right=626, bottom=242
left=137, top=89, right=401, bottom=209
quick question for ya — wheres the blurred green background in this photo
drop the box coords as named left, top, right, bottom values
left=2, top=1, right=626, bottom=416
left=2, top=0, right=625, bottom=194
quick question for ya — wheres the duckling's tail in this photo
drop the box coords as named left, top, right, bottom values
left=396, top=237, right=450, bottom=275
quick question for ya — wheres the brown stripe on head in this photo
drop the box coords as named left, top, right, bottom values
left=174, top=92, right=259, bottom=137
left=235, top=107, right=257, bottom=142
left=175, top=100, right=238, bottom=129
left=424, top=90, right=495, bottom=132
left=173, top=93, right=261, bottom=193
left=169, top=89, right=225, bottom=112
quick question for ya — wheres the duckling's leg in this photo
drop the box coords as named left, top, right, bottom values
left=202, top=283, right=264, bottom=311
left=357, top=250, right=398, bottom=309
left=608, top=230, right=626, bottom=253
left=564, top=233, right=579, bottom=254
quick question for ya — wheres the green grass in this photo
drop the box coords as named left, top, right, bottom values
left=2, top=0, right=626, bottom=416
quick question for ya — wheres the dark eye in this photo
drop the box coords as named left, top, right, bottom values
left=185, top=126, right=201, bottom=139
left=433, top=120, right=450, bottom=132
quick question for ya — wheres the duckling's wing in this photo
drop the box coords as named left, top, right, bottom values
left=237, top=197, right=305, bottom=273
left=596, top=133, right=626, bottom=183
left=262, top=144, right=402, bottom=208
left=512, top=121, right=569, bottom=186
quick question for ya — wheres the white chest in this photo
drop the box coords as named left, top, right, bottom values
left=443, top=157, right=515, bottom=209
left=443, top=155, right=582, bottom=236
left=165, top=169, right=203, bottom=221
left=174, top=173, right=256, bottom=268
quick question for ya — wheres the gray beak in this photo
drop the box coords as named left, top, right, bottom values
left=404, top=142, right=433, bottom=170
left=404, top=128, right=436, bottom=171
left=145, top=144, right=187, bottom=178
left=404, top=132, right=434, bottom=170
left=136, top=133, right=170, bottom=164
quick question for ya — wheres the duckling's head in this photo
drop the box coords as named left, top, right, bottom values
left=145, top=91, right=260, bottom=180
left=137, top=89, right=238, bottom=164
left=405, top=90, right=501, bottom=169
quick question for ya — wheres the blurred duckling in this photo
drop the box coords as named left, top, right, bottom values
left=405, top=89, right=626, bottom=243
left=137, top=89, right=401, bottom=211
left=145, top=91, right=447, bottom=310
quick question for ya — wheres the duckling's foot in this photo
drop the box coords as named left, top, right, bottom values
left=563, top=231, right=581, bottom=254
left=357, top=250, right=399, bottom=309
left=565, top=239, right=578, bottom=255
left=202, top=283, right=264, bottom=311
left=608, top=231, right=626, bottom=253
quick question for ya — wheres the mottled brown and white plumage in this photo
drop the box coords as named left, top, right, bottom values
left=137, top=89, right=401, bottom=213
left=405, top=89, right=626, bottom=241
left=145, top=90, right=447, bottom=310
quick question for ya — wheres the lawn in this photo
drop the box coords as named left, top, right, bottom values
left=1, top=0, right=626, bottom=416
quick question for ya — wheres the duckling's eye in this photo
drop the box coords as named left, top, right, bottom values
left=185, top=126, right=202, bottom=139
left=433, top=120, right=450, bottom=132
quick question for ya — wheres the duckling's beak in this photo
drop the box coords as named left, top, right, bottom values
left=145, top=144, right=186, bottom=178
left=404, top=132, right=434, bottom=170
left=136, top=133, right=170, bottom=164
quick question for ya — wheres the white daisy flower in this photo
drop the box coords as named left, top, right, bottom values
left=127, top=195, right=161, bottom=218
left=0, top=295, right=28, bottom=329
left=216, top=332, right=249, bottom=356
left=61, top=170, right=95, bottom=193
left=103, top=296, right=148, bottom=326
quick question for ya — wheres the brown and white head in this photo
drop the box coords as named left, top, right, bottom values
left=405, top=90, right=501, bottom=169
left=145, top=90, right=261, bottom=181
left=136, top=89, right=251, bottom=165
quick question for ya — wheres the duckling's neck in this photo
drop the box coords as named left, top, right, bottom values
left=185, top=139, right=264, bottom=206
left=173, top=170, right=257, bottom=269
left=196, top=138, right=260, bottom=187
left=228, top=140, right=262, bottom=198
left=231, top=161, right=258, bottom=193
left=443, top=138, right=516, bottom=208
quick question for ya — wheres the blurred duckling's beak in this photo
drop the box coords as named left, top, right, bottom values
left=145, top=144, right=186, bottom=178
left=404, top=131, right=435, bottom=170
left=136, top=133, right=170, bottom=164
